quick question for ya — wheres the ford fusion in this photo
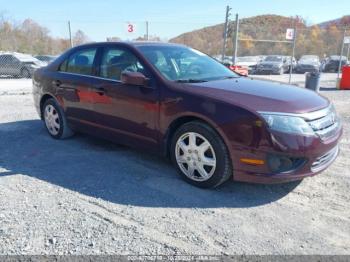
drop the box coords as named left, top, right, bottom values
left=32, top=42, right=342, bottom=188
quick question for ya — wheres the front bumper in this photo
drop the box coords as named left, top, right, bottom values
left=255, top=68, right=281, bottom=74
left=295, top=67, right=319, bottom=73
left=230, top=124, right=343, bottom=184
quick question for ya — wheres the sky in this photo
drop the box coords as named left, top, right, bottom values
left=0, top=0, right=349, bottom=41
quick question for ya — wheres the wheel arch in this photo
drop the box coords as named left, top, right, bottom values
left=39, top=94, right=55, bottom=119
left=163, top=114, right=232, bottom=160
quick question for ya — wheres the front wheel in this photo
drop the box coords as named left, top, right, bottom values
left=170, top=121, right=232, bottom=188
left=42, top=98, right=74, bottom=139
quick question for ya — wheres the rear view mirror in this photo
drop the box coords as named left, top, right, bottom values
left=121, top=71, right=149, bottom=86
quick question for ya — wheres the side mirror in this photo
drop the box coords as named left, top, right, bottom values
left=121, top=71, right=149, bottom=86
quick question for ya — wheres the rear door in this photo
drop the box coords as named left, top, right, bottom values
left=52, top=47, right=100, bottom=128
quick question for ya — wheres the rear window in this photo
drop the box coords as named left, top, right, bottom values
left=60, top=48, right=97, bottom=76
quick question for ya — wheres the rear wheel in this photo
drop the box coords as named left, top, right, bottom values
left=170, top=121, right=232, bottom=188
left=42, top=98, right=74, bottom=139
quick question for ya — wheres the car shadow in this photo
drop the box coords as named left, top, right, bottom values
left=0, top=120, right=301, bottom=208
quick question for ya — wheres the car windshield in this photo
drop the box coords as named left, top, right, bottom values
left=136, top=45, right=239, bottom=82
left=330, top=56, right=347, bottom=61
left=14, top=54, right=40, bottom=63
left=237, top=56, right=258, bottom=62
left=299, top=56, right=319, bottom=63
left=264, top=56, right=283, bottom=62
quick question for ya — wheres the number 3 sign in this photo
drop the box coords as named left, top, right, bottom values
left=127, top=23, right=135, bottom=33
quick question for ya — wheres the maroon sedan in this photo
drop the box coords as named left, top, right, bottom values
left=33, top=42, right=342, bottom=188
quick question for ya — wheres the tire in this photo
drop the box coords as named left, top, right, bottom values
left=42, top=98, right=74, bottom=139
left=21, top=68, right=31, bottom=78
left=170, top=121, right=232, bottom=188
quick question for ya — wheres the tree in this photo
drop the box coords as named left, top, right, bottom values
left=73, top=30, right=89, bottom=46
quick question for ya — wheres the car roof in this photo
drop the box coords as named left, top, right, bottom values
left=329, top=55, right=347, bottom=60
left=77, top=41, right=185, bottom=49
left=0, top=52, right=15, bottom=56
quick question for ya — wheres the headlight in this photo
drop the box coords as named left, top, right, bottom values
left=260, top=113, right=315, bottom=136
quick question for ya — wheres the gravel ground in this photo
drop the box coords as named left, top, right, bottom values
left=0, top=79, right=349, bottom=255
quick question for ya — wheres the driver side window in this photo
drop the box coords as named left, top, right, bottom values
left=100, top=48, right=146, bottom=81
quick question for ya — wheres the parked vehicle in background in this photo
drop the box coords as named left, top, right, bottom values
left=0, top=52, right=46, bottom=78
left=33, top=42, right=342, bottom=188
left=35, top=55, right=57, bottom=65
left=236, top=56, right=261, bottom=74
left=285, top=56, right=297, bottom=73
left=322, top=56, right=349, bottom=73
left=222, top=59, right=248, bottom=76
left=295, top=55, right=321, bottom=73
left=255, top=55, right=290, bottom=75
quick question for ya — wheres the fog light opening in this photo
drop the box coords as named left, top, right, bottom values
left=267, top=155, right=306, bottom=174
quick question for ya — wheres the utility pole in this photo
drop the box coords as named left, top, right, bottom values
left=221, top=6, right=231, bottom=62
left=68, top=21, right=73, bottom=48
left=289, top=25, right=297, bottom=84
left=347, top=43, right=350, bottom=60
left=232, top=14, right=239, bottom=65
left=337, top=29, right=346, bottom=81
left=146, top=21, right=149, bottom=41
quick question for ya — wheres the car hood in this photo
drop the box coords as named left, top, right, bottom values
left=298, top=62, right=319, bottom=66
left=178, top=78, right=329, bottom=114
left=21, top=60, right=46, bottom=67
left=259, top=62, right=282, bottom=66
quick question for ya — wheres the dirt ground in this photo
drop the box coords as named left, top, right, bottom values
left=0, top=79, right=349, bottom=255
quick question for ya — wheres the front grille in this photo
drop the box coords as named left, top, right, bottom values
left=311, top=146, right=339, bottom=172
left=260, top=64, right=273, bottom=69
left=306, top=106, right=340, bottom=141
left=300, top=65, right=314, bottom=69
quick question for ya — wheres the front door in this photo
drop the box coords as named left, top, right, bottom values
left=92, top=46, right=160, bottom=149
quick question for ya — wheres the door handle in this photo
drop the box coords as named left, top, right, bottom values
left=52, top=80, right=62, bottom=87
left=94, top=86, right=105, bottom=95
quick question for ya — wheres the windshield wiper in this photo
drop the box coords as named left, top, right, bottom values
left=175, top=79, right=208, bottom=83
left=221, top=76, right=240, bottom=79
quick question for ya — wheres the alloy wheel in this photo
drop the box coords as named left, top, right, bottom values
left=44, top=104, right=60, bottom=136
left=175, top=132, right=216, bottom=182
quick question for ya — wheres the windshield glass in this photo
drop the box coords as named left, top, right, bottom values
left=299, top=56, right=319, bottom=63
left=264, top=56, right=283, bottom=62
left=136, top=45, right=238, bottom=82
left=14, top=54, right=39, bottom=62
left=237, top=56, right=258, bottom=62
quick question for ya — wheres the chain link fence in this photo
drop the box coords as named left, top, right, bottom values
left=172, top=15, right=350, bottom=88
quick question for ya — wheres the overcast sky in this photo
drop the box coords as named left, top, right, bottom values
left=0, top=0, right=348, bottom=40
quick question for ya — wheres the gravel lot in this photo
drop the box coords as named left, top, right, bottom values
left=0, top=78, right=349, bottom=255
